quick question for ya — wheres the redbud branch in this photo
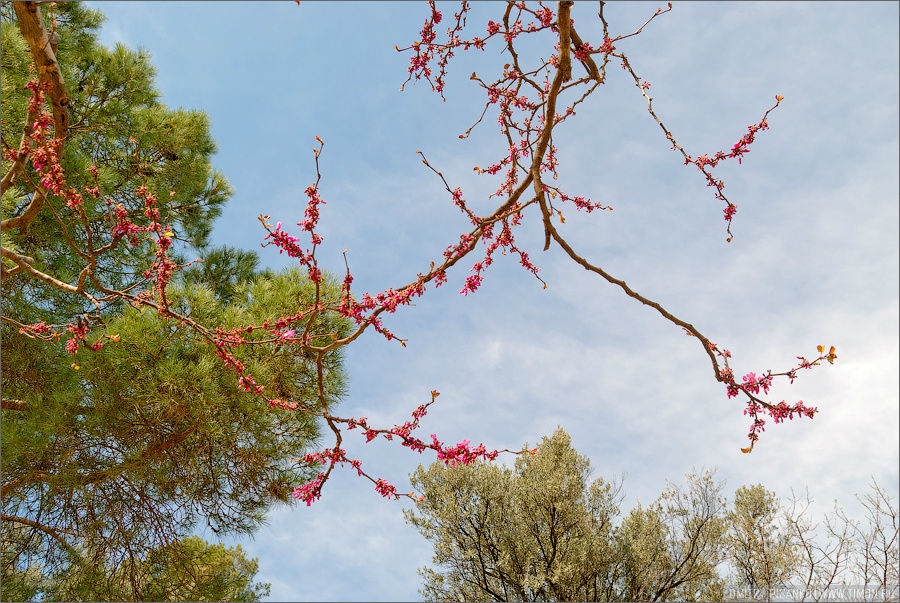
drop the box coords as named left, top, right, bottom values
left=544, top=220, right=722, bottom=380
left=610, top=1, right=672, bottom=43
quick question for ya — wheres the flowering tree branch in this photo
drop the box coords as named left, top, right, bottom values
left=3, top=1, right=837, bottom=507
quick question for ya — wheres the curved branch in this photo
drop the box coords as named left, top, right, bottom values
left=0, top=425, right=198, bottom=499
left=1, top=245, right=76, bottom=292
left=0, top=188, right=46, bottom=234
left=0, top=512, right=86, bottom=564
left=546, top=223, right=722, bottom=381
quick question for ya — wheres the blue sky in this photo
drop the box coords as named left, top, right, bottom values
left=85, top=2, right=898, bottom=600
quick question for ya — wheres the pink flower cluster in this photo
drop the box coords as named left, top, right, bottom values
left=293, top=446, right=403, bottom=503
left=548, top=187, right=613, bottom=214
left=374, top=479, right=397, bottom=499
left=293, top=472, right=326, bottom=506
left=400, top=2, right=490, bottom=98
left=133, top=185, right=177, bottom=307
left=299, top=185, right=325, bottom=245
left=769, top=400, right=817, bottom=423
left=597, top=37, right=616, bottom=54
left=212, top=339, right=263, bottom=394
left=742, top=399, right=818, bottom=448
left=18, top=321, right=50, bottom=336
left=432, top=436, right=499, bottom=467
left=709, top=340, right=830, bottom=452
left=22, top=80, right=87, bottom=209
left=684, top=110, right=776, bottom=239
left=572, top=41, right=594, bottom=61
left=724, top=371, right=774, bottom=398
left=287, top=390, right=511, bottom=506
left=108, top=203, right=137, bottom=242
left=262, top=221, right=320, bottom=283
left=535, top=7, right=554, bottom=27
left=343, top=393, right=500, bottom=467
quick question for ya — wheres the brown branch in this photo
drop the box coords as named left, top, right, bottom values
left=546, top=223, right=722, bottom=381
left=569, top=27, right=600, bottom=82
left=1, top=513, right=82, bottom=557
left=556, top=1, right=574, bottom=83
left=0, top=425, right=198, bottom=499
left=0, top=187, right=46, bottom=235
left=1, top=398, right=29, bottom=411
left=75, top=425, right=198, bottom=487
left=1, top=245, right=77, bottom=292
left=13, top=1, right=70, bottom=140
left=532, top=6, right=571, bottom=251
left=2, top=2, right=73, bottom=235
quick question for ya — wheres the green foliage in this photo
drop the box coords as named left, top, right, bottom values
left=408, top=429, right=620, bottom=601
left=409, top=433, right=900, bottom=602
left=2, top=266, right=349, bottom=594
left=408, top=430, right=729, bottom=602
left=2, top=535, right=270, bottom=602
left=1, top=5, right=349, bottom=599
left=181, top=245, right=273, bottom=305
left=1, top=1, right=230, bottom=318
left=726, top=484, right=798, bottom=597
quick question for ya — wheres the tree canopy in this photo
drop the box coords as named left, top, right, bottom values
left=1, top=3, right=347, bottom=599
left=407, top=429, right=899, bottom=602
left=406, top=429, right=727, bottom=601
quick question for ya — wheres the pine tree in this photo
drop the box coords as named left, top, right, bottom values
left=1, top=4, right=347, bottom=598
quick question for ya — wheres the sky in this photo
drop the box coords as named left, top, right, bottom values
left=84, top=2, right=899, bottom=600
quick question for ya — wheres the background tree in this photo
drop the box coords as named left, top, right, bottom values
left=780, top=489, right=855, bottom=602
left=2, top=534, right=270, bottom=602
left=43, top=536, right=270, bottom=602
left=726, top=484, right=798, bottom=601
left=409, top=430, right=898, bottom=602
left=616, top=470, right=727, bottom=601
left=848, top=480, right=899, bottom=601
left=407, top=428, right=622, bottom=601
left=181, top=245, right=272, bottom=305
left=407, top=429, right=727, bottom=601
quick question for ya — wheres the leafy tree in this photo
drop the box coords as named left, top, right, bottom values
left=42, top=536, right=271, bottom=602
left=406, top=429, right=726, bottom=601
left=408, top=432, right=897, bottom=602
left=726, top=484, right=798, bottom=601
left=181, top=245, right=273, bottom=305
left=2, top=533, right=270, bottom=602
left=406, top=428, right=621, bottom=601
left=1, top=266, right=349, bottom=600
left=616, top=471, right=727, bottom=601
